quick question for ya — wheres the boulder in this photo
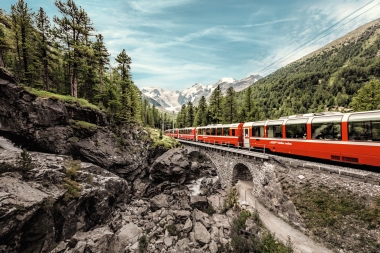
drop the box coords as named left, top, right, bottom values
left=149, top=148, right=191, bottom=184
left=209, top=240, right=218, bottom=253
left=110, top=223, right=142, bottom=252
left=150, top=194, right=169, bottom=211
left=183, top=218, right=193, bottom=233
left=190, top=195, right=208, bottom=210
left=193, top=222, right=211, bottom=245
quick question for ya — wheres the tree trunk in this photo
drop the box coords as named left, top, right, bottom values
left=73, top=61, right=78, bottom=98
left=99, top=64, right=103, bottom=93
left=0, top=52, right=4, bottom=68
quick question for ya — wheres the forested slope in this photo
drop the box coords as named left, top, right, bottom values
left=250, top=18, right=380, bottom=119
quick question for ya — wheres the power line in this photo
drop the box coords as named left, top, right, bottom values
left=258, top=0, right=380, bottom=76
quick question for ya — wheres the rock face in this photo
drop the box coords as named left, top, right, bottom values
left=0, top=149, right=129, bottom=253
left=0, top=69, right=151, bottom=181
left=149, top=148, right=191, bottom=184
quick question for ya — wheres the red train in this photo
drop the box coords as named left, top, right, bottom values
left=165, top=110, right=380, bottom=167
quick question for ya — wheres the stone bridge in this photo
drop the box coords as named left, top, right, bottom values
left=183, top=143, right=276, bottom=195
left=181, top=140, right=380, bottom=193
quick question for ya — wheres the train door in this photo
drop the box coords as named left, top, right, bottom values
left=243, top=128, right=250, bottom=148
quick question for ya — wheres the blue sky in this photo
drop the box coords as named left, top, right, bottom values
left=1, top=0, right=380, bottom=91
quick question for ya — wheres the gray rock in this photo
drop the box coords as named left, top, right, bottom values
left=150, top=148, right=191, bottom=184
left=190, top=195, right=208, bottom=209
left=209, top=240, right=218, bottom=253
left=194, top=222, right=211, bottom=245
left=150, top=194, right=169, bottom=211
left=164, top=237, right=173, bottom=247
left=110, top=223, right=142, bottom=252
left=183, top=218, right=193, bottom=233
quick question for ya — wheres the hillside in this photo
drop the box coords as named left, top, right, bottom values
left=249, top=18, right=380, bottom=119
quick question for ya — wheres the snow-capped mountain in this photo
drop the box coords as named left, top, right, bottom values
left=141, top=74, right=262, bottom=112
left=140, top=87, right=182, bottom=112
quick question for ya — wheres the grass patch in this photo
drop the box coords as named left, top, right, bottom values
left=69, top=119, right=97, bottom=130
left=24, top=87, right=99, bottom=110
left=146, top=127, right=180, bottom=149
left=138, top=235, right=149, bottom=253
left=68, top=137, right=79, bottom=143
left=286, top=183, right=380, bottom=252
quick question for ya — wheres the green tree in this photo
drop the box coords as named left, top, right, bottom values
left=0, top=10, right=12, bottom=68
left=35, top=7, right=53, bottom=90
left=194, top=96, right=207, bottom=126
left=11, top=0, right=35, bottom=83
left=93, top=34, right=109, bottom=94
left=54, top=0, right=94, bottom=98
left=209, top=85, right=223, bottom=124
left=186, top=101, right=195, bottom=127
left=350, top=79, right=380, bottom=111
left=242, top=86, right=259, bottom=121
left=223, top=86, right=237, bottom=123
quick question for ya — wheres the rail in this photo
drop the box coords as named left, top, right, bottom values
left=178, top=139, right=269, bottom=160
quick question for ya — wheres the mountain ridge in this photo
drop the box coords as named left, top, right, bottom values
left=141, top=74, right=262, bottom=112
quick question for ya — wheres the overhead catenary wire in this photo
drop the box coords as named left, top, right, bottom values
left=258, top=0, right=380, bottom=76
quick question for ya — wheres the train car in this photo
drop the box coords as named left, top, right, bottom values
left=164, top=129, right=178, bottom=138
left=178, top=127, right=196, bottom=141
left=196, top=123, right=244, bottom=147
left=244, top=110, right=380, bottom=167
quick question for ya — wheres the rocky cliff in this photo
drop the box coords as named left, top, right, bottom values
left=0, top=68, right=150, bottom=181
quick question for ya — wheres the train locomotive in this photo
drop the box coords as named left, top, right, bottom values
left=164, top=110, right=380, bottom=167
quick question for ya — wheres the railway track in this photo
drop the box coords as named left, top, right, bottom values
left=179, top=139, right=380, bottom=184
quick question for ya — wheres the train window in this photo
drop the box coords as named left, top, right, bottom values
left=206, top=128, right=210, bottom=135
left=348, top=113, right=380, bottom=141
left=223, top=128, right=230, bottom=136
left=312, top=116, right=342, bottom=140
left=231, top=129, right=236, bottom=136
left=252, top=126, right=264, bottom=137
left=286, top=119, right=308, bottom=139
left=267, top=125, right=282, bottom=138
left=217, top=128, right=222, bottom=136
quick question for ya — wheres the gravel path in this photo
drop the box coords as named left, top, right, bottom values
left=236, top=180, right=333, bottom=253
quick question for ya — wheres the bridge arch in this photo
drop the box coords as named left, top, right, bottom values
left=232, top=163, right=253, bottom=185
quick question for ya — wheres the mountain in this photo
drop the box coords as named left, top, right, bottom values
left=247, top=18, right=380, bottom=119
left=140, top=87, right=181, bottom=112
left=141, top=74, right=261, bottom=112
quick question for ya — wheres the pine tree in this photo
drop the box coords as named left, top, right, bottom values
left=54, top=0, right=94, bottom=98
left=242, top=86, right=259, bottom=121
left=35, top=7, right=53, bottom=90
left=223, top=87, right=237, bottom=123
left=186, top=101, right=195, bottom=127
left=194, top=96, right=207, bottom=126
left=11, top=0, right=35, bottom=84
left=0, top=11, right=12, bottom=68
left=93, top=34, right=109, bottom=94
left=209, top=85, right=223, bottom=124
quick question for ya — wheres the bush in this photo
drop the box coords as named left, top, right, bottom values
left=138, top=235, right=149, bottom=253
left=166, top=224, right=178, bottom=236
left=16, top=149, right=35, bottom=175
left=223, top=187, right=239, bottom=212
left=65, top=160, right=81, bottom=181
left=0, top=162, right=16, bottom=175
left=202, top=203, right=216, bottom=216
left=63, top=179, right=83, bottom=201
